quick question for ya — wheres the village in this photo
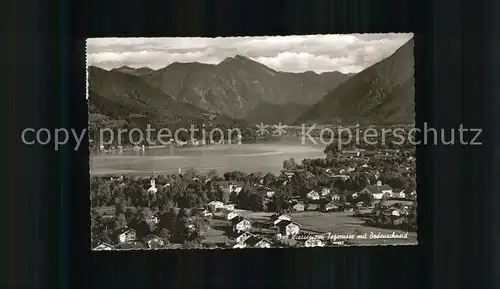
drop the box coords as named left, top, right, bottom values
left=91, top=146, right=417, bottom=250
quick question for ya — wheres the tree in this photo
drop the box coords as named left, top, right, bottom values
left=207, top=169, right=219, bottom=179
left=283, top=158, right=297, bottom=170
left=113, top=214, right=128, bottom=232
left=262, top=173, right=276, bottom=187
left=114, top=198, right=126, bottom=216
left=158, top=228, right=171, bottom=245
left=185, top=168, right=198, bottom=180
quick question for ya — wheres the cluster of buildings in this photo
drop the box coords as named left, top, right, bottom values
left=93, top=228, right=167, bottom=251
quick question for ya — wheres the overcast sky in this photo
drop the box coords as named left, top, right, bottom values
left=87, top=33, right=413, bottom=74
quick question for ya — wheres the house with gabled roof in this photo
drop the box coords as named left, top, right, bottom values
left=306, top=190, right=320, bottom=200
left=232, top=216, right=252, bottom=233
left=270, top=213, right=291, bottom=225
left=291, top=202, right=305, bottom=212
left=93, top=242, right=114, bottom=251
left=141, top=234, right=165, bottom=249
left=233, top=236, right=271, bottom=249
left=233, top=231, right=255, bottom=243
left=117, top=228, right=136, bottom=243
left=276, top=220, right=300, bottom=238
left=357, top=181, right=393, bottom=200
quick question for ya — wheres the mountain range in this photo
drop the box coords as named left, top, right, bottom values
left=295, top=38, right=415, bottom=125
left=88, top=38, right=415, bottom=127
left=139, top=55, right=351, bottom=120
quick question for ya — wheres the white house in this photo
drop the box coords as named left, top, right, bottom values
left=117, top=229, right=136, bottom=243
left=303, top=235, right=325, bottom=247
left=292, top=203, right=305, bottom=212
left=142, top=235, right=165, bottom=249
left=234, top=236, right=271, bottom=249
left=234, top=232, right=254, bottom=243
left=208, top=201, right=224, bottom=211
left=306, top=190, right=320, bottom=200
left=224, top=210, right=238, bottom=221
left=201, top=210, right=213, bottom=217
left=93, top=243, right=114, bottom=251
left=146, top=215, right=159, bottom=225
left=266, top=190, right=275, bottom=198
left=232, top=216, right=252, bottom=233
left=246, top=236, right=271, bottom=248
left=270, top=213, right=291, bottom=226
left=323, top=202, right=339, bottom=212
left=389, top=189, right=406, bottom=199
left=331, top=194, right=341, bottom=202
left=148, top=179, right=158, bottom=194
left=331, top=175, right=350, bottom=181
left=358, top=181, right=393, bottom=200
left=277, top=220, right=300, bottom=238
left=321, top=188, right=331, bottom=197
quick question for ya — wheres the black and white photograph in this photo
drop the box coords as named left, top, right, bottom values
left=87, top=33, right=417, bottom=251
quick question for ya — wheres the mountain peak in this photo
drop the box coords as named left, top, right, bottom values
left=234, top=55, right=251, bottom=61
left=221, top=55, right=253, bottom=64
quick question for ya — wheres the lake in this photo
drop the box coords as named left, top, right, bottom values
left=89, top=137, right=327, bottom=176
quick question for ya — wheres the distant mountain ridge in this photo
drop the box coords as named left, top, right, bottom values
left=138, top=55, right=351, bottom=120
left=112, top=66, right=155, bottom=76
left=295, top=38, right=415, bottom=125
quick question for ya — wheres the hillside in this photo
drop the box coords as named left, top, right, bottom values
left=245, top=102, right=310, bottom=124
left=87, top=66, right=218, bottom=128
left=141, top=55, right=351, bottom=119
left=295, top=39, right=415, bottom=125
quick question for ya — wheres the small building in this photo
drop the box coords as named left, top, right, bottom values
left=300, top=234, right=326, bottom=247
left=141, top=234, right=165, bottom=249
left=320, top=188, right=331, bottom=197
left=323, top=202, right=339, bottom=212
left=389, top=189, right=406, bottom=199
left=147, top=179, right=158, bottom=195
left=270, top=213, right=291, bottom=225
left=224, top=210, right=238, bottom=221
left=291, top=203, right=305, bottom=212
left=234, top=232, right=255, bottom=243
left=233, top=236, right=271, bottom=249
left=245, top=236, right=272, bottom=248
left=306, top=190, right=320, bottom=200
left=146, top=215, right=159, bottom=225
left=266, top=190, right=275, bottom=198
left=201, top=210, right=213, bottom=217
left=277, top=220, right=300, bottom=238
left=331, top=194, right=341, bottom=202
left=331, top=175, right=350, bottom=181
left=358, top=181, right=393, bottom=200
left=117, top=228, right=136, bottom=243
left=232, top=216, right=252, bottom=233
left=208, top=201, right=224, bottom=211
left=93, top=243, right=114, bottom=251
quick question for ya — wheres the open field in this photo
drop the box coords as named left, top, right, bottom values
left=232, top=209, right=417, bottom=246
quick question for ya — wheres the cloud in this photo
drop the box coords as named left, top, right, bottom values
left=87, top=33, right=413, bottom=73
